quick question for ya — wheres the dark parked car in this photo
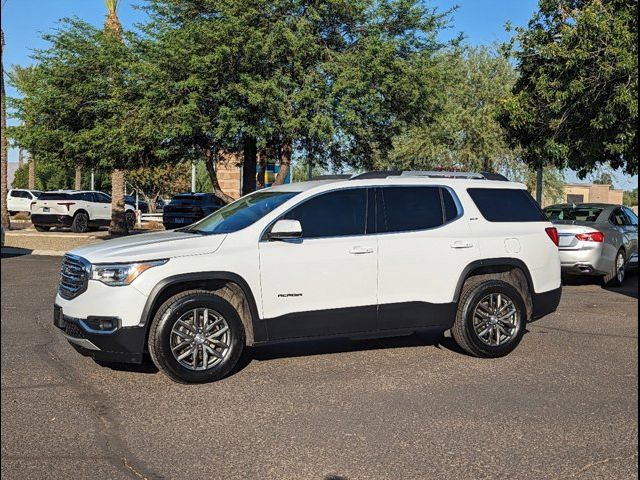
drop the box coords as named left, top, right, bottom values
left=124, top=195, right=149, bottom=214
left=163, top=193, right=223, bottom=230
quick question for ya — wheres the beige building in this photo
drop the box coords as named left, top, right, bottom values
left=551, top=183, right=624, bottom=207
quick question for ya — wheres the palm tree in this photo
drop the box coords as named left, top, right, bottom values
left=104, top=0, right=128, bottom=234
left=1, top=28, right=10, bottom=229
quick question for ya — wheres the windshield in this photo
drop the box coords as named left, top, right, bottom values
left=184, top=190, right=300, bottom=234
left=544, top=206, right=604, bottom=223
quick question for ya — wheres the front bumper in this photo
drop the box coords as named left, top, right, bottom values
left=54, top=305, right=146, bottom=363
left=31, top=214, right=73, bottom=227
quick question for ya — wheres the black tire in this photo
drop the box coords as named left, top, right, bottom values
left=34, top=225, right=51, bottom=232
left=452, top=279, right=527, bottom=358
left=603, top=248, right=626, bottom=287
left=148, top=289, right=245, bottom=383
left=8, top=211, right=17, bottom=216
left=71, top=212, right=90, bottom=233
left=125, top=210, right=136, bottom=229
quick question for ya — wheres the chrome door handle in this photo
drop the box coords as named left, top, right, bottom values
left=450, top=241, right=474, bottom=249
left=349, top=246, right=374, bottom=255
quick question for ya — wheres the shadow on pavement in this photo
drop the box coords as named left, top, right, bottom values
left=563, top=270, right=638, bottom=300
left=230, top=330, right=467, bottom=377
left=1, top=247, right=33, bottom=258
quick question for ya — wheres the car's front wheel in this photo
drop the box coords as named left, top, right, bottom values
left=125, top=211, right=136, bottom=230
left=603, top=248, right=626, bottom=287
left=452, top=279, right=527, bottom=358
left=148, top=289, right=245, bottom=383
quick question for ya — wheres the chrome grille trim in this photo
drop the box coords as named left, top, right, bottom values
left=58, top=254, right=91, bottom=300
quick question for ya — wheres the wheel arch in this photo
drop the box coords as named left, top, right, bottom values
left=73, top=208, right=90, bottom=218
left=140, top=272, right=264, bottom=346
left=454, top=258, right=536, bottom=319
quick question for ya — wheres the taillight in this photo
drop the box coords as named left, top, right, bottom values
left=545, top=227, right=559, bottom=246
left=575, top=231, right=605, bottom=242
left=57, top=202, right=76, bottom=211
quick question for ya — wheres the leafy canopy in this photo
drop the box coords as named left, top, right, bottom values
left=500, top=0, right=638, bottom=178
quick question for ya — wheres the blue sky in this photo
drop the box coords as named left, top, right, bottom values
left=1, top=0, right=637, bottom=190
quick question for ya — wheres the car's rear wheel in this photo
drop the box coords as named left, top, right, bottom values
left=452, top=279, right=527, bottom=358
left=604, top=249, right=626, bottom=287
left=148, top=289, right=245, bottom=383
left=71, top=212, right=89, bottom=233
left=34, top=225, right=51, bottom=232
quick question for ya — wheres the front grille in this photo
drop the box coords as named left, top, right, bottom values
left=59, top=254, right=90, bottom=300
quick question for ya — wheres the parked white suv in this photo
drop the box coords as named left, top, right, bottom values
left=31, top=190, right=136, bottom=233
left=53, top=172, right=562, bottom=383
left=7, top=188, right=42, bottom=214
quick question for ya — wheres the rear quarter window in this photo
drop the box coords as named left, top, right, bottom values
left=467, top=188, right=546, bottom=222
left=38, top=192, right=72, bottom=201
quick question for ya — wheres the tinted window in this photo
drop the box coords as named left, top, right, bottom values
left=610, top=208, right=628, bottom=226
left=38, top=192, right=72, bottom=201
left=468, top=188, right=546, bottom=222
left=186, top=191, right=299, bottom=234
left=284, top=189, right=367, bottom=239
left=11, top=190, right=28, bottom=198
left=442, top=188, right=459, bottom=222
left=623, top=208, right=638, bottom=227
left=379, top=186, right=443, bottom=233
left=95, top=192, right=111, bottom=203
left=543, top=206, right=604, bottom=222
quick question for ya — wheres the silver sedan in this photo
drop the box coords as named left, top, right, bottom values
left=543, top=203, right=638, bottom=286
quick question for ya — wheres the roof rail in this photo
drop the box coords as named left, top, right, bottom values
left=349, top=170, right=509, bottom=181
left=311, top=174, right=353, bottom=180
left=350, top=171, right=402, bottom=180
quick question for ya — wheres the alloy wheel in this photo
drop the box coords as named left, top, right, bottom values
left=616, top=252, right=626, bottom=284
left=472, top=293, right=521, bottom=346
left=170, top=308, right=231, bottom=371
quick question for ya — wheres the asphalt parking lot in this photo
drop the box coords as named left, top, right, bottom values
left=1, top=254, right=638, bottom=480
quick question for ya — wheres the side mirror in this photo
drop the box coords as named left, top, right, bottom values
left=269, top=219, right=302, bottom=241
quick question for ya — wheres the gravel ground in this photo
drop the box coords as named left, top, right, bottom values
left=1, top=254, right=637, bottom=480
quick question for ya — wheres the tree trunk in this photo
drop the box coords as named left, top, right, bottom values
left=535, top=166, right=543, bottom=205
left=1, top=29, right=10, bottom=229
left=28, top=156, right=36, bottom=190
left=274, top=139, right=292, bottom=185
left=203, top=149, right=235, bottom=204
left=256, top=151, right=266, bottom=188
left=75, top=167, right=82, bottom=190
left=242, top=136, right=257, bottom=195
left=109, top=169, right=128, bottom=235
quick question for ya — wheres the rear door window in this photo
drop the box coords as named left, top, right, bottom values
left=283, top=188, right=368, bottom=239
left=378, top=186, right=445, bottom=233
left=468, top=188, right=546, bottom=222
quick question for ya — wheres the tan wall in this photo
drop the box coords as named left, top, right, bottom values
left=560, top=184, right=624, bottom=205
left=216, top=152, right=242, bottom=200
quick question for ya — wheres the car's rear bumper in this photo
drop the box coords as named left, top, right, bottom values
left=559, top=244, right=610, bottom=276
left=532, top=286, right=562, bottom=320
left=31, top=214, right=73, bottom=227
left=54, top=305, right=146, bottom=364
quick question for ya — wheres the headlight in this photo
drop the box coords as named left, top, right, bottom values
left=91, top=259, right=168, bottom=286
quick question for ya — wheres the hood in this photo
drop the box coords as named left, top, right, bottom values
left=69, top=230, right=227, bottom=264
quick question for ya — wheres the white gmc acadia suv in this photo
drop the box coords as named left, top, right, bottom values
left=54, top=171, right=562, bottom=383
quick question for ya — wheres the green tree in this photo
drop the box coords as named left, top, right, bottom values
left=127, top=163, right=191, bottom=212
left=623, top=188, right=638, bottom=207
left=500, top=0, right=638, bottom=178
left=140, top=0, right=452, bottom=198
left=388, top=46, right=518, bottom=172
left=11, top=160, right=75, bottom=191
